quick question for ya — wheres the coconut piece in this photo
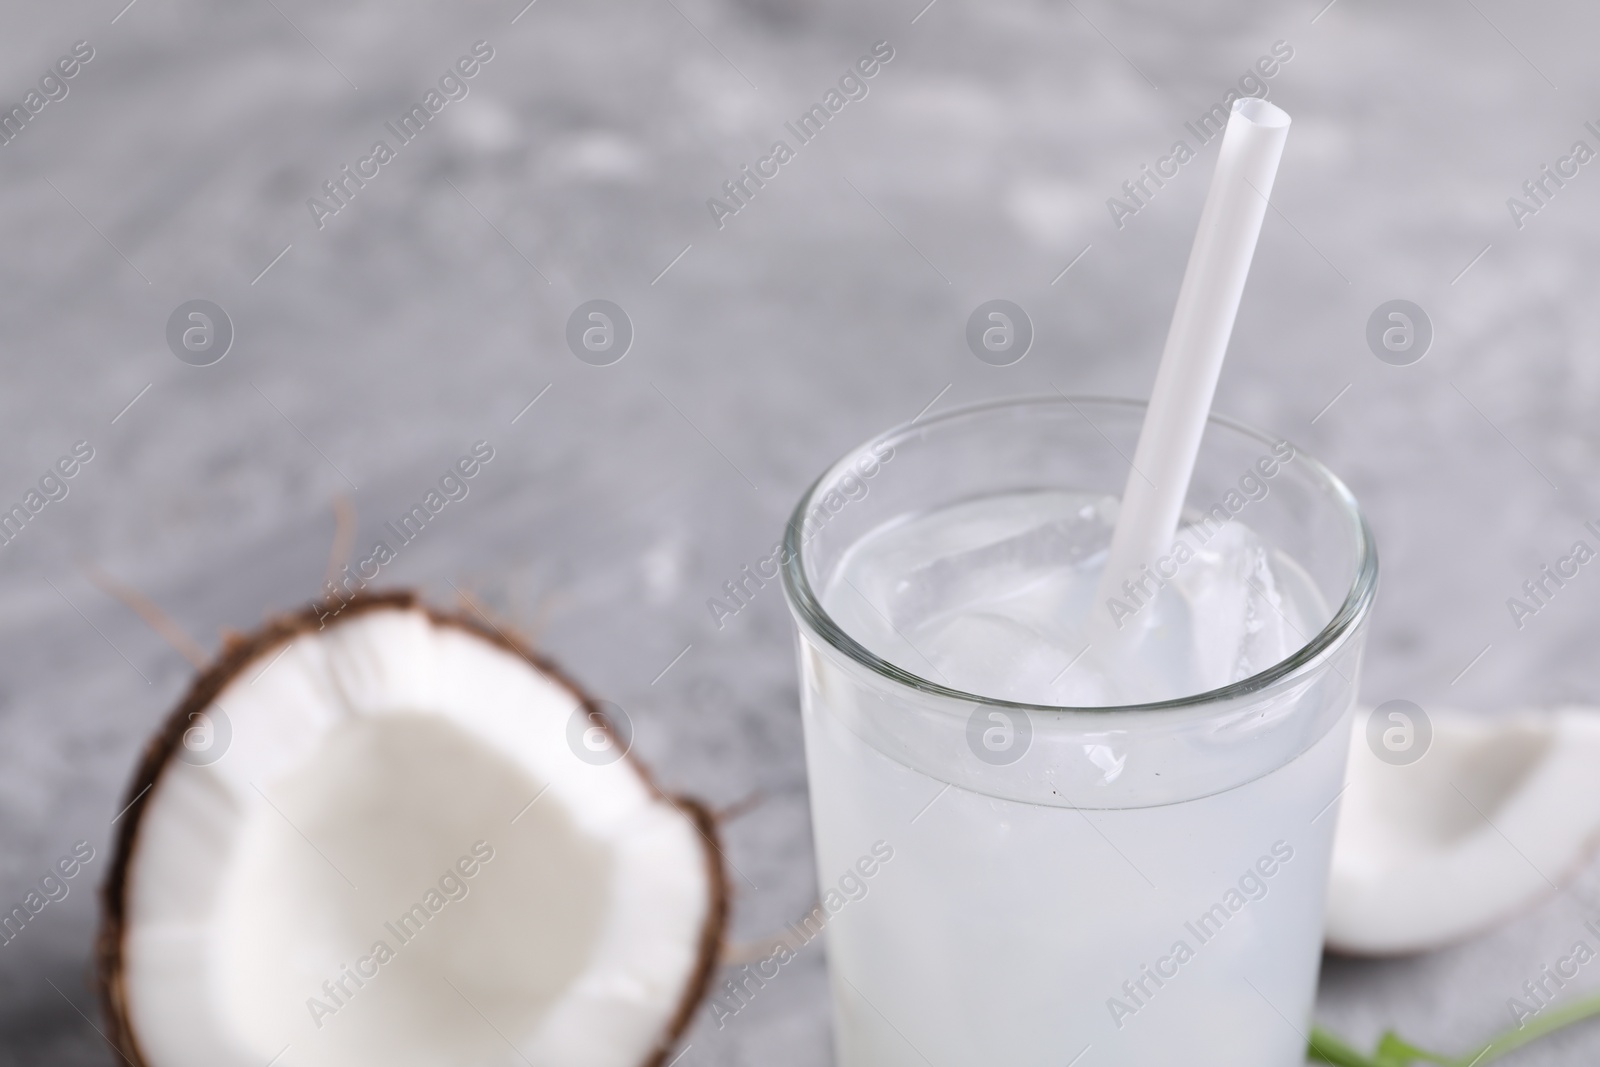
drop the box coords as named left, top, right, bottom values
left=99, top=592, right=726, bottom=1067
left=1326, top=705, right=1600, bottom=956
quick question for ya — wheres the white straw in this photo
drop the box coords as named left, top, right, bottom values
left=1094, top=97, right=1291, bottom=629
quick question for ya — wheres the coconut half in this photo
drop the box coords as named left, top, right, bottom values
left=1327, top=705, right=1600, bottom=956
left=99, top=592, right=726, bottom=1067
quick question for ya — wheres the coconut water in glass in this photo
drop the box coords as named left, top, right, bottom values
left=781, top=397, right=1376, bottom=1067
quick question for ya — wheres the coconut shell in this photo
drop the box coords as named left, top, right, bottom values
left=97, top=590, right=728, bottom=1067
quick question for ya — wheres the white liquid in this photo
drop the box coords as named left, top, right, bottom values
left=803, top=490, right=1350, bottom=1066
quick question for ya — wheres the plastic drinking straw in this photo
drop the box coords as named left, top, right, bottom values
left=1093, top=97, right=1292, bottom=632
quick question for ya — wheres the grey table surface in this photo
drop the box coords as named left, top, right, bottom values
left=3, top=0, right=1600, bottom=1063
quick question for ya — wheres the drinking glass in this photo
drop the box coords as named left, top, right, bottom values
left=780, top=397, right=1377, bottom=1067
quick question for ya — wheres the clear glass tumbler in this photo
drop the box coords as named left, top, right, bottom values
left=780, top=397, right=1377, bottom=1067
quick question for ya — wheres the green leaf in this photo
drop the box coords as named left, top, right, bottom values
left=1306, top=1026, right=1387, bottom=1066
left=1463, top=988, right=1600, bottom=1065
left=1374, top=1031, right=1452, bottom=1064
left=1310, top=989, right=1600, bottom=1066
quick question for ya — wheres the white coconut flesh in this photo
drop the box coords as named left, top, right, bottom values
left=1327, top=706, right=1600, bottom=956
left=115, top=607, right=718, bottom=1067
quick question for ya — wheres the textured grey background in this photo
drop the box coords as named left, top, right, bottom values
left=3, top=0, right=1600, bottom=1062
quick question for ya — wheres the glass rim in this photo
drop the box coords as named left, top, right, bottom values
left=779, top=395, right=1379, bottom=716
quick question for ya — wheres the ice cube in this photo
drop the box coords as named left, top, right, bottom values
left=887, top=497, right=1114, bottom=630
left=917, top=609, right=1088, bottom=704
left=1168, top=521, right=1301, bottom=692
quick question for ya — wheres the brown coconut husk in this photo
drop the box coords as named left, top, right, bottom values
left=96, top=590, right=728, bottom=1067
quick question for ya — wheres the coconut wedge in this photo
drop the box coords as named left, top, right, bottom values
left=99, top=593, right=726, bottom=1067
left=1327, top=705, right=1600, bottom=956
